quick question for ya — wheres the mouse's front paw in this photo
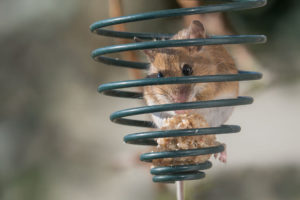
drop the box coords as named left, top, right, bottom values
left=214, top=143, right=227, bottom=163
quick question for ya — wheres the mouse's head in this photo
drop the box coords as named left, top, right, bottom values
left=143, top=20, right=235, bottom=113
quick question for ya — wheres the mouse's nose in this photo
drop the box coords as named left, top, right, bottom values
left=174, top=95, right=188, bottom=103
left=173, top=86, right=190, bottom=103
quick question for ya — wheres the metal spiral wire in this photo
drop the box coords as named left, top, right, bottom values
left=90, top=0, right=267, bottom=183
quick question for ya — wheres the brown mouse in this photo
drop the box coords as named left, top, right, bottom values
left=142, top=20, right=239, bottom=129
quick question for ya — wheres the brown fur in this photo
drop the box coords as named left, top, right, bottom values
left=143, top=20, right=239, bottom=126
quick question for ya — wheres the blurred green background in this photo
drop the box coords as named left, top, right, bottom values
left=0, top=0, right=299, bottom=200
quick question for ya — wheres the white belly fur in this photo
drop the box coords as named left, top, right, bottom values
left=150, top=92, right=237, bottom=128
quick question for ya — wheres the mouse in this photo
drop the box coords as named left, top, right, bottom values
left=140, top=20, right=238, bottom=163
left=142, top=20, right=239, bottom=129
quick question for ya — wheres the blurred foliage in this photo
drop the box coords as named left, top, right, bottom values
left=228, top=0, right=300, bottom=83
left=192, top=167, right=300, bottom=200
left=0, top=0, right=299, bottom=200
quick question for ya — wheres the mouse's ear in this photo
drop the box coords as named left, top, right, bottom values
left=134, top=37, right=157, bottom=62
left=188, top=20, right=206, bottom=39
left=187, top=20, right=206, bottom=53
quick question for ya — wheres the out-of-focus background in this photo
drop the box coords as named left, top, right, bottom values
left=0, top=0, right=299, bottom=200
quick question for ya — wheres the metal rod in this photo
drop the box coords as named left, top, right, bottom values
left=176, top=181, right=184, bottom=200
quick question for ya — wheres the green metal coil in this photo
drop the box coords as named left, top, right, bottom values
left=91, top=0, right=267, bottom=183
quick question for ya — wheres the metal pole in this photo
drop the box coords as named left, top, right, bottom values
left=176, top=181, right=184, bottom=200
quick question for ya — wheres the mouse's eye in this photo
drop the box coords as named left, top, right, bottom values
left=182, top=64, right=193, bottom=76
left=157, top=71, right=164, bottom=78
